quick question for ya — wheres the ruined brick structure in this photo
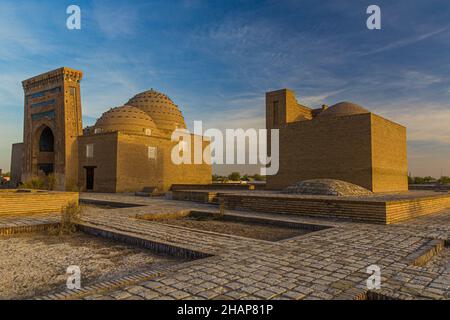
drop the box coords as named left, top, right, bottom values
left=266, top=89, right=408, bottom=192
left=11, top=67, right=211, bottom=192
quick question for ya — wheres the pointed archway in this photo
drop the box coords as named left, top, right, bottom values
left=33, top=125, right=55, bottom=176
left=39, top=126, right=54, bottom=152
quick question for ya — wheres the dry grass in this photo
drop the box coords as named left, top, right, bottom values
left=20, top=174, right=56, bottom=191
left=47, top=202, right=81, bottom=235
left=60, top=202, right=81, bottom=234
left=136, top=210, right=191, bottom=221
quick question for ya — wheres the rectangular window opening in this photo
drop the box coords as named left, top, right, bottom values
left=86, top=144, right=94, bottom=158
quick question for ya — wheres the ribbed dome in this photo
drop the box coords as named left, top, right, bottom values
left=317, top=102, right=369, bottom=118
left=126, top=89, right=186, bottom=133
left=95, top=105, right=157, bottom=135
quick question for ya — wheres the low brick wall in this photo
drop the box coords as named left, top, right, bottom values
left=222, top=194, right=387, bottom=223
left=386, top=195, right=450, bottom=224
left=78, top=223, right=211, bottom=260
left=409, top=184, right=450, bottom=191
left=221, top=193, right=450, bottom=224
left=0, top=190, right=79, bottom=216
left=172, top=190, right=218, bottom=203
left=0, top=223, right=59, bottom=236
left=171, top=183, right=256, bottom=191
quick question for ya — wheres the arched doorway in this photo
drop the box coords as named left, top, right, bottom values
left=36, top=126, right=55, bottom=176
left=39, top=126, right=54, bottom=152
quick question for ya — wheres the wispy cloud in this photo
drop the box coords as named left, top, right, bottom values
left=381, top=103, right=450, bottom=145
left=186, top=14, right=353, bottom=94
left=0, top=0, right=450, bottom=176
left=301, top=89, right=348, bottom=107
left=0, top=3, right=56, bottom=62
left=92, top=1, right=141, bottom=38
left=359, top=27, right=449, bottom=56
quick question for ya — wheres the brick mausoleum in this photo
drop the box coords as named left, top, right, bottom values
left=10, top=67, right=211, bottom=192
left=265, top=89, right=408, bottom=193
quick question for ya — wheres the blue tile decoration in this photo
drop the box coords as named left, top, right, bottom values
left=30, top=99, right=55, bottom=108
left=31, top=110, right=55, bottom=121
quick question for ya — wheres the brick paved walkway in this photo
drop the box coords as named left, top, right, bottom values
left=2, top=193, right=449, bottom=300
left=0, top=213, right=59, bottom=235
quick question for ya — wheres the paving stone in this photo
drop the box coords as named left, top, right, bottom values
left=253, top=290, right=279, bottom=299
left=197, top=290, right=220, bottom=299
left=109, top=291, right=133, bottom=300
left=168, top=290, right=191, bottom=299
left=5, top=194, right=450, bottom=301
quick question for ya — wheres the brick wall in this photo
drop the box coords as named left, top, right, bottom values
left=78, top=133, right=118, bottom=192
left=221, top=193, right=450, bottom=224
left=386, top=195, right=450, bottom=224
left=264, top=89, right=408, bottom=193
left=222, top=194, right=387, bottom=223
left=160, top=134, right=212, bottom=191
left=172, top=190, right=217, bottom=203
left=10, top=143, right=24, bottom=186
left=171, top=183, right=254, bottom=191
left=78, top=132, right=211, bottom=193
left=21, top=68, right=83, bottom=191
left=371, top=114, right=408, bottom=192
left=0, top=190, right=79, bottom=216
left=116, top=133, right=164, bottom=192
left=267, top=114, right=374, bottom=190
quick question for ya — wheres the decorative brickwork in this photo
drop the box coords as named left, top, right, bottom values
left=21, top=67, right=83, bottom=190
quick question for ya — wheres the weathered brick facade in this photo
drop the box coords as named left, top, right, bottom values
left=12, top=67, right=211, bottom=192
left=266, top=89, right=408, bottom=192
left=10, top=143, right=23, bottom=186
left=20, top=67, right=83, bottom=190
left=78, top=132, right=211, bottom=193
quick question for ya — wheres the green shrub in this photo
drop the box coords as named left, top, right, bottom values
left=228, top=172, right=241, bottom=181
left=252, top=174, right=266, bottom=181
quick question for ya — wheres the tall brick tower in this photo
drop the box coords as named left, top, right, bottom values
left=265, top=89, right=313, bottom=156
left=21, top=67, right=83, bottom=190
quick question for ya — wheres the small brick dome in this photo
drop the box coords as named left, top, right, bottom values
left=95, top=105, right=157, bottom=134
left=317, top=102, right=369, bottom=118
left=126, top=89, right=186, bottom=133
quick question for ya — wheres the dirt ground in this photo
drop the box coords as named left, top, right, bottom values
left=158, top=217, right=311, bottom=241
left=0, top=232, right=183, bottom=299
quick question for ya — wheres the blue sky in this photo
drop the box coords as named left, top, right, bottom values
left=1, top=0, right=450, bottom=176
